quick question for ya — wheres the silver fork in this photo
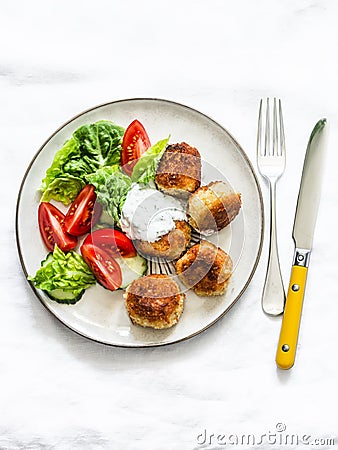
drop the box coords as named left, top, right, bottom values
left=257, top=98, right=286, bottom=316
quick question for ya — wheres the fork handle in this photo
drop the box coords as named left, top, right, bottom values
left=261, top=180, right=285, bottom=315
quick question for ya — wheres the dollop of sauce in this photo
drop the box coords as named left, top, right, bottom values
left=120, top=184, right=186, bottom=242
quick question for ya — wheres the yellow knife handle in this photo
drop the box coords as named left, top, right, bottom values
left=276, top=263, right=308, bottom=370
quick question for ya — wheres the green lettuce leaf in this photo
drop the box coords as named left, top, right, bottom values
left=131, top=136, right=170, bottom=184
left=86, top=166, right=132, bottom=224
left=40, top=121, right=125, bottom=204
left=73, top=120, right=125, bottom=168
left=28, top=246, right=96, bottom=301
left=40, top=174, right=85, bottom=205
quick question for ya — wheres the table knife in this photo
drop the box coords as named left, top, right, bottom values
left=276, top=119, right=328, bottom=370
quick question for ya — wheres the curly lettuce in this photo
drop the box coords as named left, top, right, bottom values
left=40, top=121, right=125, bottom=205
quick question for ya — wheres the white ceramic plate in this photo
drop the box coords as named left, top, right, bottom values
left=16, top=98, right=263, bottom=347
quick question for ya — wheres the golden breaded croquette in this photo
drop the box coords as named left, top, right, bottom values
left=175, top=240, right=233, bottom=296
left=155, top=142, right=201, bottom=198
left=125, top=274, right=185, bottom=329
left=134, top=220, right=191, bottom=261
left=187, top=180, right=241, bottom=235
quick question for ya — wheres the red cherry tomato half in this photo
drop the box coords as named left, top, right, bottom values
left=38, top=202, right=77, bottom=252
left=64, top=184, right=102, bottom=237
left=80, top=242, right=122, bottom=291
left=121, top=120, right=151, bottom=177
left=82, top=228, right=136, bottom=258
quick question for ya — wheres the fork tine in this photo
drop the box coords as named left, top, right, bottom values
left=164, top=260, right=173, bottom=275
left=264, top=98, right=270, bottom=156
left=273, top=98, right=278, bottom=156
left=257, top=97, right=285, bottom=160
left=257, top=99, right=263, bottom=156
left=279, top=99, right=286, bottom=156
left=256, top=97, right=286, bottom=316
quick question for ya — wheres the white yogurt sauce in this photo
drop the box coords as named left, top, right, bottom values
left=120, top=184, right=186, bottom=242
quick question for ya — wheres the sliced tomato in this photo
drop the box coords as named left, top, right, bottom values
left=80, top=242, right=122, bottom=291
left=64, top=185, right=102, bottom=237
left=82, top=228, right=136, bottom=258
left=121, top=120, right=151, bottom=176
left=38, top=202, right=77, bottom=252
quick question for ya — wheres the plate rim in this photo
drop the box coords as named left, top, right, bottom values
left=15, top=97, right=264, bottom=348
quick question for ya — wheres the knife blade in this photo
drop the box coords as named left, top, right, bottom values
left=276, top=119, right=328, bottom=370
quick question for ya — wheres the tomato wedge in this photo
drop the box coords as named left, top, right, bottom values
left=121, top=120, right=151, bottom=177
left=38, top=202, right=77, bottom=252
left=80, top=242, right=122, bottom=291
left=82, top=228, right=136, bottom=258
left=64, top=184, right=102, bottom=236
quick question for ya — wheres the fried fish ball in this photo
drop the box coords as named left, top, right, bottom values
left=134, top=220, right=191, bottom=261
left=125, top=274, right=185, bottom=329
left=175, top=240, right=233, bottom=296
left=155, top=142, right=201, bottom=199
left=187, top=180, right=241, bottom=235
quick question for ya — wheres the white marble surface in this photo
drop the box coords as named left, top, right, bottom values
left=1, top=0, right=338, bottom=448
